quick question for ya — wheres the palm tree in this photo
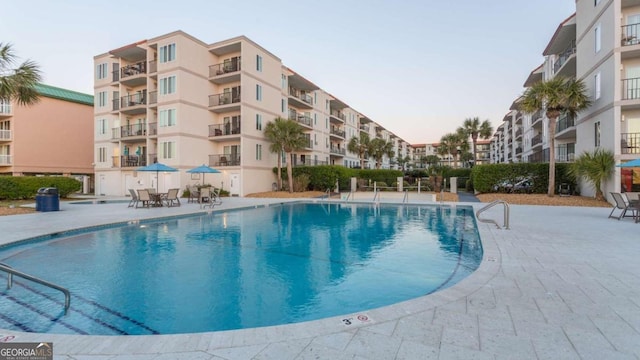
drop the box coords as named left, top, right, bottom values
left=347, top=133, right=371, bottom=169
left=264, top=117, right=307, bottom=193
left=369, top=138, right=395, bottom=169
left=568, top=148, right=615, bottom=201
left=0, top=43, right=42, bottom=105
left=458, top=117, right=493, bottom=166
left=439, top=132, right=468, bottom=168
left=521, top=77, right=591, bottom=196
left=425, top=155, right=440, bottom=168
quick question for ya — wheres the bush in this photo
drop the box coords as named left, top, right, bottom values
left=470, top=163, right=576, bottom=194
left=293, top=173, right=311, bottom=192
left=0, top=176, right=82, bottom=200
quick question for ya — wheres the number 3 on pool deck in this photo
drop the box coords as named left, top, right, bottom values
left=342, top=318, right=352, bottom=325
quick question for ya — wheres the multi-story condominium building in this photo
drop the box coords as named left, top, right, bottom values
left=576, top=0, right=640, bottom=194
left=410, top=143, right=437, bottom=168
left=475, top=140, right=492, bottom=165
left=94, top=31, right=407, bottom=196
left=0, top=84, right=94, bottom=186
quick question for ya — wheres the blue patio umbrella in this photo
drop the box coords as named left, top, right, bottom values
left=136, top=162, right=178, bottom=192
left=616, top=158, right=640, bottom=167
left=186, top=164, right=221, bottom=186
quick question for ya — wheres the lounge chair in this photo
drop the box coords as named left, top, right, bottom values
left=128, top=189, right=139, bottom=208
left=164, top=188, right=181, bottom=207
left=188, top=186, right=200, bottom=203
left=199, top=187, right=211, bottom=208
left=210, top=187, right=223, bottom=206
left=609, top=192, right=639, bottom=220
left=137, top=189, right=153, bottom=208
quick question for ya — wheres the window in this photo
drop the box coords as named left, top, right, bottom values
left=325, top=118, right=328, bottom=129
left=97, top=91, right=107, bottom=107
left=595, top=72, right=601, bottom=99
left=256, top=144, right=262, bottom=160
left=281, top=74, right=286, bottom=89
left=162, top=141, right=175, bottom=159
left=595, top=0, right=600, bottom=5
left=256, top=84, right=262, bottom=101
left=159, top=76, right=176, bottom=95
left=281, top=99, right=285, bottom=113
left=159, top=109, right=176, bottom=127
left=98, top=147, right=107, bottom=163
left=98, top=119, right=107, bottom=135
left=256, top=113, right=262, bottom=130
left=314, top=134, right=317, bottom=145
left=159, top=43, right=176, bottom=63
left=96, top=63, right=108, bottom=80
left=256, top=55, right=262, bottom=72
left=314, top=113, right=317, bottom=125
left=595, top=24, right=601, bottom=52
left=595, top=121, right=601, bottom=147
left=326, top=100, right=329, bottom=110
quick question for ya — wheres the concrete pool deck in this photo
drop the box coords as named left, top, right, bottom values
left=0, top=197, right=639, bottom=359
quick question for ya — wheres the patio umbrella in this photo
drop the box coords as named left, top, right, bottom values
left=186, top=164, right=221, bottom=186
left=616, top=158, right=640, bottom=167
left=136, top=162, right=178, bottom=192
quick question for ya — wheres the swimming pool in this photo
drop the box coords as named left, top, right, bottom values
left=0, top=202, right=482, bottom=335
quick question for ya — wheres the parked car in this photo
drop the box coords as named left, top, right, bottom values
left=492, top=177, right=534, bottom=193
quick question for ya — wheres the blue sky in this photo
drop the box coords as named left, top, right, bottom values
left=2, top=0, right=575, bottom=144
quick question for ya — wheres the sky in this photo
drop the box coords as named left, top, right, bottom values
left=1, top=0, right=576, bottom=144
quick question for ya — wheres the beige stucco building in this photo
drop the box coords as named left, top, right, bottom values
left=0, top=84, right=94, bottom=183
left=94, top=31, right=410, bottom=196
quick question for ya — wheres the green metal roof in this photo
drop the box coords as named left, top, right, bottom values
left=35, top=84, right=94, bottom=106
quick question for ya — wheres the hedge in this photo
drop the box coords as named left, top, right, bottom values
left=470, top=163, right=577, bottom=194
left=273, top=166, right=403, bottom=191
left=0, top=176, right=82, bottom=200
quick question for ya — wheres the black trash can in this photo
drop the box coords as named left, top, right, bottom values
left=36, top=187, right=60, bottom=212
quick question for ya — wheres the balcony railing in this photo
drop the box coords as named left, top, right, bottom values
left=116, top=123, right=146, bottom=138
left=290, top=155, right=327, bottom=167
left=531, top=134, right=543, bottom=146
left=289, top=112, right=312, bottom=127
left=120, top=93, right=146, bottom=108
left=330, top=128, right=345, bottom=138
left=209, top=91, right=241, bottom=107
left=330, top=110, right=346, bottom=121
left=531, top=110, right=543, bottom=123
left=360, top=124, right=370, bottom=132
left=149, top=122, right=157, bottom=136
left=556, top=143, right=575, bottom=162
left=515, top=147, right=522, bottom=154
left=0, top=103, right=11, bottom=116
left=209, top=58, right=241, bottom=77
left=209, top=123, right=241, bottom=137
left=148, top=91, right=157, bottom=105
left=288, top=87, right=313, bottom=106
left=621, top=23, right=640, bottom=46
left=120, top=61, right=147, bottom=79
left=330, top=147, right=346, bottom=155
left=209, top=153, right=240, bottom=167
left=0, top=155, right=11, bottom=165
left=515, top=128, right=522, bottom=138
left=553, top=40, right=576, bottom=74
left=112, top=98, right=120, bottom=111
left=0, top=130, right=11, bottom=141
left=622, top=77, right=640, bottom=100
left=528, top=149, right=549, bottom=163
left=622, top=132, right=640, bottom=154
left=117, top=155, right=147, bottom=168
left=556, top=114, right=575, bottom=133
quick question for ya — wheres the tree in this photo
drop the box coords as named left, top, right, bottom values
left=425, top=155, right=440, bottom=168
left=369, top=138, right=395, bottom=169
left=264, top=117, right=307, bottom=193
left=438, top=132, right=468, bottom=168
left=0, top=43, right=42, bottom=105
left=568, top=148, right=615, bottom=201
left=396, top=155, right=411, bottom=171
left=521, top=77, right=591, bottom=196
left=347, top=133, right=371, bottom=169
left=458, top=117, right=493, bottom=166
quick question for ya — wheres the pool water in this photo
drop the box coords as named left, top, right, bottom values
left=0, top=203, right=482, bottom=335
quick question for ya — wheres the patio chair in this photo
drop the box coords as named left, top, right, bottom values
left=609, top=192, right=639, bottom=220
left=128, top=189, right=139, bottom=208
left=137, top=189, right=153, bottom=209
left=164, top=188, right=181, bottom=207
left=188, top=186, right=200, bottom=203
left=210, top=187, right=223, bottom=206
left=199, top=187, right=211, bottom=208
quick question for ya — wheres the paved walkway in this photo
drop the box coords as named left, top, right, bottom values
left=456, top=191, right=481, bottom=203
left=0, top=197, right=638, bottom=359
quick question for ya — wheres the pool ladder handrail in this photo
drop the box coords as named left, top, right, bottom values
left=476, top=200, right=510, bottom=230
left=403, top=189, right=409, bottom=203
left=0, top=262, right=70, bottom=313
left=372, top=189, right=380, bottom=202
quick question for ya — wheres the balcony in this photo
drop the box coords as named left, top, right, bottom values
left=208, top=88, right=241, bottom=113
left=528, top=149, right=549, bottom=163
left=0, top=155, right=11, bottom=166
left=0, top=102, right=12, bottom=118
left=531, top=110, right=543, bottom=129
left=621, top=132, right=640, bottom=154
left=115, top=155, right=147, bottom=168
left=621, top=77, right=640, bottom=105
left=148, top=60, right=157, bottom=76
left=208, top=123, right=241, bottom=141
left=113, top=123, right=147, bottom=140
left=330, top=127, right=345, bottom=139
left=330, top=109, right=346, bottom=123
left=553, top=40, right=576, bottom=77
left=149, top=122, right=157, bottom=136
left=291, top=155, right=327, bottom=167
left=515, top=127, right=523, bottom=139
left=288, top=110, right=313, bottom=129
left=209, top=153, right=240, bottom=167
left=119, top=61, right=147, bottom=86
left=555, top=114, right=576, bottom=140
left=622, top=23, right=640, bottom=46
left=209, top=57, right=241, bottom=84
left=360, top=124, right=370, bottom=133
left=147, top=91, right=157, bottom=107
left=0, top=129, right=11, bottom=142
left=330, top=147, right=346, bottom=156
left=531, top=134, right=543, bottom=148
left=120, top=92, right=147, bottom=115
left=288, top=87, right=313, bottom=109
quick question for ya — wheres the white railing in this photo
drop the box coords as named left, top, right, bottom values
left=0, top=129, right=11, bottom=140
left=0, top=102, right=11, bottom=115
left=0, top=155, right=11, bottom=165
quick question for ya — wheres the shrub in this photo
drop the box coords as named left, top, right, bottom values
left=470, top=163, right=576, bottom=194
left=0, top=176, right=82, bottom=200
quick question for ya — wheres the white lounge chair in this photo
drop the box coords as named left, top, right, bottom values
left=164, top=188, right=181, bottom=207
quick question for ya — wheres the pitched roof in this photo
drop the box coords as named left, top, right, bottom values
left=35, top=84, right=93, bottom=106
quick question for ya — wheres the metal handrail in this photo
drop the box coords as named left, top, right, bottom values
left=373, top=189, right=380, bottom=202
left=344, top=192, right=352, bottom=202
left=324, top=189, right=331, bottom=201
left=0, top=262, right=70, bottom=313
left=476, top=200, right=510, bottom=230
left=403, top=190, right=409, bottom=203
